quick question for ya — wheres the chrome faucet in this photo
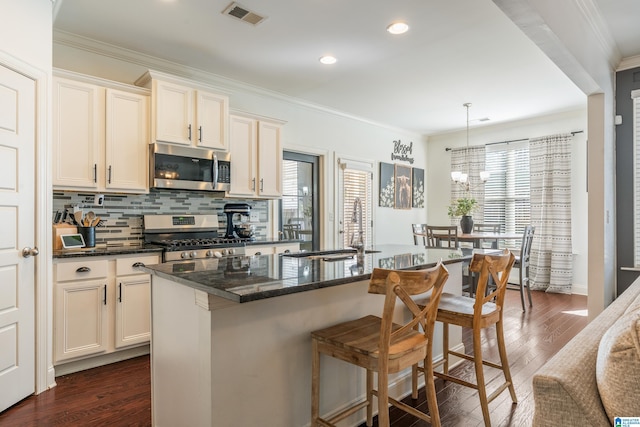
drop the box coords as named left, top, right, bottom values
left=350, top=197, right=364, bottom=250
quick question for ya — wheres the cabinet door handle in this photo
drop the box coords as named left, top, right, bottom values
left=252, top=178, right=256, bottom=191
left=103, top=284, right=107, bottom=305
left=76, top=266, right=91, bottom=273
left=108, top=165, right=112, bottom=184
left=132, top=262, right=145, bottom=268
left=188, top=124, right=192, bottom=141
left=254, top=251, right=262, bottom=256
left=198, top=126, right=202, bottom=142
left=118, top=283, right=122, bottom=302
left=260, top=178, right=264, bottom=192
left=284, top=249, right=291, bottom=254
left=93, top=164, right=97, bottom=183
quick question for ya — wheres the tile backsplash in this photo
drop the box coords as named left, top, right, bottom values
left=53, top=190, right=270, bottom=246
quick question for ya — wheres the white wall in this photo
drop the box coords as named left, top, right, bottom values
left=53, top=39, right=429, bottom=250
left=426, top=108, right=589, bottom=294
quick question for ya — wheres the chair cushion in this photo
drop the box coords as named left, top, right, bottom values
left=434, top=292, right=498, bottom=316
left=595, top=307, right=640, bottom=422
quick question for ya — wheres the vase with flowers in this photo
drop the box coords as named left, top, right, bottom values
left=448, top=197, right=477, bottom=234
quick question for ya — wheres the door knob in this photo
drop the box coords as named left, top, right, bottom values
left=22, top=246, right=39, bottom=258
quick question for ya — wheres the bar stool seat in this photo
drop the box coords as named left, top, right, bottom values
left=311, top=264, right=449, bottom=427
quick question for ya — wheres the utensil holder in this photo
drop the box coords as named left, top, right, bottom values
left=78, top=226, right=96, bottom=248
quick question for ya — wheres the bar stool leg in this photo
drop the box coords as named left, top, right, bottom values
left=311, top=338, right=320, bottom=426
left=366, top=369, right=373, bottom=426
left=472, top=326, right=491, bottom=427
left=496, top=319, right=518, bottom=403
left=443, top=323, right=450, bottom=374
left=377, top=368, right=390, bottom=427
left=424, top=355, right=441, bottom=427
left=411, top=364, right=418, bottom=399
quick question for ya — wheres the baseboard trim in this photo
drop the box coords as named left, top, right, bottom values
left=53, top=345, right=150, bottom=377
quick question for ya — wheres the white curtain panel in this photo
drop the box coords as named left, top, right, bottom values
left=529, top=133, right=573, bottom=293
left=450, top=146, right=486, bottom=224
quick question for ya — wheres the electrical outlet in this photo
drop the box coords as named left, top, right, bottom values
left=94, top=194, right=104, bottom=206
left=249, top=211, right=259, bottom=222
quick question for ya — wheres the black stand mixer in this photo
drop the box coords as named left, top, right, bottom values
left=223, top=203, right=252, bottom=238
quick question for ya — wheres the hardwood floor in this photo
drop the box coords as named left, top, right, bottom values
left=0, top=290, right=587, bottom=427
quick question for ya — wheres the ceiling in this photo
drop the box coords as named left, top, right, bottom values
left=52, top=0, right=639, bottom=136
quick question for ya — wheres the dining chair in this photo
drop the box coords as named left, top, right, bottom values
left=473, top=223, right=502, bottom=248
left=412, top=223, right=427, bottom=245
left=311, top=264, right=449, bottom=427
left=425, top=225, right=459, bottom=248
left=283, top=223, right=301, bottom=240
left=413, top=250, right=517, bottom=427
left=509, top=225, right=535, bottom=311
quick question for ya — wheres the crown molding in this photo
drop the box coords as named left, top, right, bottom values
left=574, top=0, right=621, bottom=70
left=618, top=55, right=640, bottom=72
left=53, top=30, right=419, bottom=137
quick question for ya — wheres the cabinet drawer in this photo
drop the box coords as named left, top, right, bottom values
left=56, top=259, right=109, bottom=282
left=116, top=255, right=161, bottom=276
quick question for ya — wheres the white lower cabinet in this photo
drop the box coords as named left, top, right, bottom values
left=54, top=253, right=160, bottom=366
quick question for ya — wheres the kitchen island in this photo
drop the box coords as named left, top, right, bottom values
left=142, top=245, right=472, bottom=426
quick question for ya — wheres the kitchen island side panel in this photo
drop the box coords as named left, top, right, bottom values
left=151, top=264, right=462, bottom=427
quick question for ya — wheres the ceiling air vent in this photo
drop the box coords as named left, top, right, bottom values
left=222, top=2, right=267, bottom=26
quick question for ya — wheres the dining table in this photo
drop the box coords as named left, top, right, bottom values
left=431, top=231, right=522, bottom=249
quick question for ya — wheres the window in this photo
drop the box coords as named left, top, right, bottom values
left=338, top=158, right=373, bottom=251
left=281, top=152, right=319, bottom=251
left=484, top=141, right=530, bottom=248
left=633, top=91, right=640, bottom=266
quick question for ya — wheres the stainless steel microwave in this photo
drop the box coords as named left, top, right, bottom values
left=149, top=143, right=231, bottom=193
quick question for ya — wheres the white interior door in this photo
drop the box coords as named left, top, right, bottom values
left=0, top=64, right=36, bottom=412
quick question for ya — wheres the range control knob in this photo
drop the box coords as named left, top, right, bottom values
left=190, top=251, right=198, bottom=258
left=221, top=249, right=228, bottom=256
left=181, top=252, right=188, bottom=259
left=227, top=248, right=235, bottom=255
left=205, top=250, right=214, bottom=257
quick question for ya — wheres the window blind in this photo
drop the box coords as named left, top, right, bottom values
left=484, top=141, right=530, bottom=247
left=633, top=93, right=640, bottom=266
left=342, top=168, right=373, bottom=250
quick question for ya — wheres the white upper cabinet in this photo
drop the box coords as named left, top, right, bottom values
left=53, top=77, right=103, bottom=190
left=105, top=88, right=149, bottom=192
left=53, top=72, right=149, bottom=193
left=137, top=70, right=229, bottom=151
left=229, top=113, right=284, bottom=199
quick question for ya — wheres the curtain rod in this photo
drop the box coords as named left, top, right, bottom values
left=445, top=130, right=583, bottom=151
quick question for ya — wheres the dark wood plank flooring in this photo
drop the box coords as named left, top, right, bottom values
left=0, top=290, right=587, bottom=427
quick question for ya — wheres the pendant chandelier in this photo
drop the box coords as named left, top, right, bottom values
left=450, top=103, right=489, bottom=191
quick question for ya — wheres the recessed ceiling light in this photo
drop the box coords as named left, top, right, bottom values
left=386, top=22, right=409, bottom=35
left=319, top=56, right=337, bottom=65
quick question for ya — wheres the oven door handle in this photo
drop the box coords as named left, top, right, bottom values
left=212, top=152, right=219, bottom=189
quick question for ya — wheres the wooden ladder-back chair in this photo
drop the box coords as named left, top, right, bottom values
left=412, top=223, right=427, bottom=245
left=425, top=225, right=459, bottom=249
left=311, top=263, right=449, bottom=427
left=510, top=225, right=535, bottom=311
left=473, top=223, right=501, bottom=249
left=413, top=250, right=516, bottom=427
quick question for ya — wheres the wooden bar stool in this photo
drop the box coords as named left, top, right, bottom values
left=413, top=250, right=516, bottom=427
left=311, top=263, right=449, bottom=427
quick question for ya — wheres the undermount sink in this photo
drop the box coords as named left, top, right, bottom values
left=282, top=249, right=381, bottom=258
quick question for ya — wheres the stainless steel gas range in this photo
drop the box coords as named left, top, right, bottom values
left=143, top=214, right=252, bottom=262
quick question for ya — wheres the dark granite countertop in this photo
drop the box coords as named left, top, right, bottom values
left=53, top=242, right=164, bottom=259
left=52, top=240, right=301, bottom=259
left=140, top=244, right=484, bottom=303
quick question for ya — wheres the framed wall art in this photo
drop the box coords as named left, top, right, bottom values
left=412, top=167, right=424, bottom=208
left=379, top=162, right=395, bottom=207
left=394, top=164, right=412, bottom=210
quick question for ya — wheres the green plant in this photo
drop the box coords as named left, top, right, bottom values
left=448, top=197, right=477, bottom=217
